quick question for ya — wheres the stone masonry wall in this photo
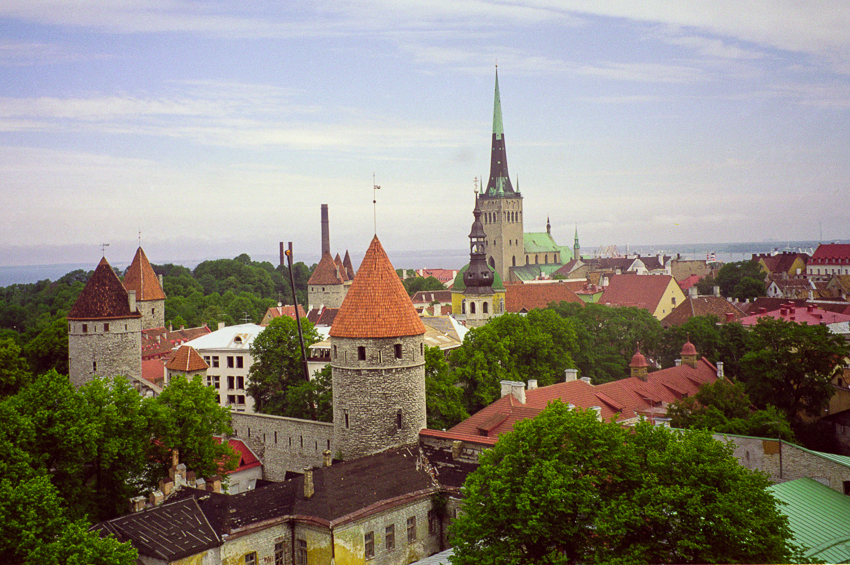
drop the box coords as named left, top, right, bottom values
left=68, top=318, right=142, bottom=387
left=717, top=433, right=850, bottom=493
left=332, top=334, right=426, bottom=460
left=308, top=284, right=346, bottom=309
left=231, top=412, right=334, bottom=481
left=138, top=298, right=165, bottom=330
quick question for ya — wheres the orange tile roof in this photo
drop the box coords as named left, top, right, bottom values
left=123, top=247, right=166, bottom=301
left=450, top=357, right=718, bottom=438
left=165, top=345, right=209, bottom=372
left=260, top=304, right=308, bottom=326
left=505, top=282, right=584, bottom=313
left=599, top=274, right=675, bottom=312
left=330, top=236, right=426, bottom=338
left=68, top=257, right=142, bottom=321
left=343, top=250, right=356, bottom=280
left=334, top=253, right=349, bottom=282
left=308, top=251, right=345, bottom=286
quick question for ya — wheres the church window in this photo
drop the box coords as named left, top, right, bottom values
left=526, top=256, right=529, bottom=265
left=483, top=302, right=489, bottom=314
left=152, top=307, right=155, bottom=316
left=535, top=255, right=539, bottom=264
left=358, top=346, right=366, bottom=361
left=544, top=254, right=548, bottom=263
left=470, top=302, right=476, bottom=314
left=420, top=343, right=424, bottom=355
left=395, top=343, right=403, bottom=359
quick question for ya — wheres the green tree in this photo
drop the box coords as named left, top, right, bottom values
left=425, top=345, right=468, bottom=430
left=145, top=374, right=237, bottom=481
left=284, top=364, right=333, bottom=422
left=450, top=310, right=576, bottom=414
left=450, top=401, right=801, bottom=565
left=668, top=379, right=795, bottom=441
left=402, top=275, right=445, bottom=297
left=740, top=317, right=850, bottom=421
left=23, top=316, right=69, bottom=376
left=714, top=260, right=766, bottom=300
left=549, top=302, right=663, bottom=383
left=0, top=337, right=33, bottom=398
left=247, top=316, right=320, bottom=416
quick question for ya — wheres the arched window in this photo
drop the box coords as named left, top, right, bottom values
left=483, top=301, right=489, bottom=314
left=470, top=302, right=476, bottom=314
left=535, top=255, right=539, bottom=264
left=489, top=257, right=495, bottom=268
left=512, top=256, right=516, bottom=266
left=461, top=299, right=466, bottom=314
left=525, top=256, right=529, bottom=265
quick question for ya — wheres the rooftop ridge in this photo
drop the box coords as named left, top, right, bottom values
left=68, top=257, right=141, bottom=320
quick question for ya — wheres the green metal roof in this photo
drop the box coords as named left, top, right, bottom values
left=492, top=68, right=504, bottom=140
left=523, top=233, right=574, bottom=262
left=509, top=264, right=564, bottom=282
left=768, top=478, right=850, bottom=563
left=452, top=263, right=505, bottom=291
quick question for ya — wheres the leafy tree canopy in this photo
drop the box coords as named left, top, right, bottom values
left=714, top=260, right=766, bottom=300
left=247, top=316, right=321, bottom=417
left=548, top=302, right=663, bottom=384
left=450, top=401, right=802, bottom=565
left=450, top=310, right=577, bottom=414
left=740, top=317, right=850, bottom=420
left=425, top=345, right=468, bottom=430
left=402, top=275, right=445, bottom=297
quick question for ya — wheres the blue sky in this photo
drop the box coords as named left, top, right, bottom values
left=2, top=1, right=849, bottom=268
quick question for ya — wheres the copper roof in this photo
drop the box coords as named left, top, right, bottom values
left=308, top=251, right=345, bottom=286
left=68, top=257, right=142, bottom=321
left=123, top=247, right=166, bottom=301
left=330, top=236, right=425, bottom=338
left=165, top=345, right=209, bottom=372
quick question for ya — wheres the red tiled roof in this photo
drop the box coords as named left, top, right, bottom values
left=141, top=358, right=166, bottom=384
left=307, top=307, right=339, bottom=327
left=308, top=251, right=345, bottom=286
left=141, top=325, right=211, bottom=360
left=810, top=244, right=850, bottom=264
left=410, top=290, right=452, bottom=305
left=599, top=274, right=675, bottom=312
left=123, top=247, right=166, bottom=301
left=450, top=357, right=718, bottom=437
left=165, top=345, right=209, bottom=372
left=677, top=274, right=701, bottom=291
left=330, top=236, right=426, bottom=338
left=343, top=250, right=355, bottom=280
left=739, top=303, right=850, bottom=327
left=214, top=437, right=261, bottom=474
left=68, top=257, right=142, bottom=321
left=261, top=304, right=308, bottom=326
left=505, top=282, right=584, bottom=313
left=334, top=253, right=349, bottom=282
left=662, top=296, right=745, bottom=327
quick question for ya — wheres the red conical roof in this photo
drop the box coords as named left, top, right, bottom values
left=68, top=257, right=141, bottom=320
left=123, top=247, right=166, bottom=301
left=308, top=251, right=345, bottom=286
left=629, top=347, right=649, bottom=368
left=681, top=338, right=697, bottom=356
left=330, top=236, right=425, bottom=338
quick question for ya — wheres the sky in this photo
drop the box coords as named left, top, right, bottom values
left=2, top=1, right=849, bottom=269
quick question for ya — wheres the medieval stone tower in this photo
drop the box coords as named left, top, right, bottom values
left=329, top=236, right=427, bottom=460
left=123, top=246, right=166, bottom=330
left=479, top=67, right=524, bottom=282
left=67, top=257, right=142, bottom=387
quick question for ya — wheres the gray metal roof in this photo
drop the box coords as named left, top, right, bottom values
left=768, top=477, right=850, bottom=563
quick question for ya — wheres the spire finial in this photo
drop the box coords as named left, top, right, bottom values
left=101, top=242, right=109, bottom=257
left=372, top=172, right=381, bottom=235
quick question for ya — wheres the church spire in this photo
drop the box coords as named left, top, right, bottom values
left=485, top=66, right=515, bottom=197
left=463, top=193, right=495, bottom=294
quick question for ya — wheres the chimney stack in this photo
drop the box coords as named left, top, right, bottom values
left=499, top=380, right=525, bottom=403
left=527, top=379, right=538, bottom=390
left=321, top=204, right=330, bottom=256
left=688, top=286, right=697, bottom=298
left=564, top=369, right=578, bottom=382
left=128, top=290, right=136, bottom=313
left=304, top=467, right=314, bottom=498
left=716, top=361, right=724, bottom=379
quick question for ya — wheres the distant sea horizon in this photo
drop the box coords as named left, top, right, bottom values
left=0, top=239, right=843, bottom=288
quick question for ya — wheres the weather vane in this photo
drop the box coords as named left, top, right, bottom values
left=373, top=172, right=381, bottom=235
left=101, top=242, right=110, bottom=256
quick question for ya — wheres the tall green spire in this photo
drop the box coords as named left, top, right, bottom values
left=485, top=66, right=515, bottom=197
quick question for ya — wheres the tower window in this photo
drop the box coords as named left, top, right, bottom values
left=92, top=361, right=97, bottom=372
left=483, top=302, right=489, bottom=314
left=344, top=410, right=350, bottom=429
left=395, top=343, right=403, bottom=359
left=358, top=346, right=366, bottom=361
left=397, top=410, right=403, bottom=429
left=333, top=345, right=337, bottom=358
left=470, top=302, right=476, bottom=314
left=82, top=324, right=88, bottom=333
left=104, top=323, right=109, bottom=332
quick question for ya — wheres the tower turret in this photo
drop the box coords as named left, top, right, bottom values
left=462, top=194, right=495, bottom=294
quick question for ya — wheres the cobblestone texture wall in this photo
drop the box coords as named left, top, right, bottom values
left=231, top=412, right=334, bottom=481
left=68, top=318, right=142, bottom=387
left=332, top=334, right=426, bottom=460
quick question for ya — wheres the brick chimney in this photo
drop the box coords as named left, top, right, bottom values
left=303, top=467, right=314, bottom=499
left=564, top=368, right=578, bottom=382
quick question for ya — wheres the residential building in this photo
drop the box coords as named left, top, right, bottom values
left=504, top=280, right=584, bottom=313
left=669, top=257, right=711, bottom=282
left=807, top=243, right=850, bottom=282
left=738, top=303, right=850, bottom=328
left=753, top=250, right=809, bottom=280
left=599, top=273, right=686, bottom=320
left=185, top=323, right=263, bottom=413
left=662, top=287, right=746, bottom=327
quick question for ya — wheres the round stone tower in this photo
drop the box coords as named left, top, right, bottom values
left=329, top=236, right=427, bottom=460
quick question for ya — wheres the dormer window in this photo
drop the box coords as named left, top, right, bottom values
left=234, top=336, right=243, bottom=345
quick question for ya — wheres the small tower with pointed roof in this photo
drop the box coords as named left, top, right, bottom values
left=67, top=257, right=143, bottom=387
left=681, top=337, right=698, bottom=368
left=123, top=246, right=166, bottom=330
left=478, top=66, right=524, bottom=282
left=307, top=251, right=350, bottom=309
left=574, top=225, right=581, bottom=261
left=330, top=236, right=427, bottom=460
left=453, top=193, right=505, bottom=327
left=629, top=345, right=649, bottom=381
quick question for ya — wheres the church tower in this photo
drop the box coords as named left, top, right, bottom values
left=330, top=236, right=427, bottom=460
left=574, top=226, right=581, bottom=261
left=479, top=66, right=523, bottom=282
left=452, top=193, right=505, bottom=327
left=123, top=247, right=166, bottom=330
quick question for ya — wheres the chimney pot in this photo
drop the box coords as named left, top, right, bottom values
left=716, top=361, right=724, bottom=379
left=129, top=496, right=146, bottom=513
left=304, top=467, right=315, bottom=499
left=580, top=376, right=592, bottom=384
left=218, top=321, right=225, bottom=330
left=528, top=379, right=538, bottom=390
left=564, top=369, right=578, bottom=382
